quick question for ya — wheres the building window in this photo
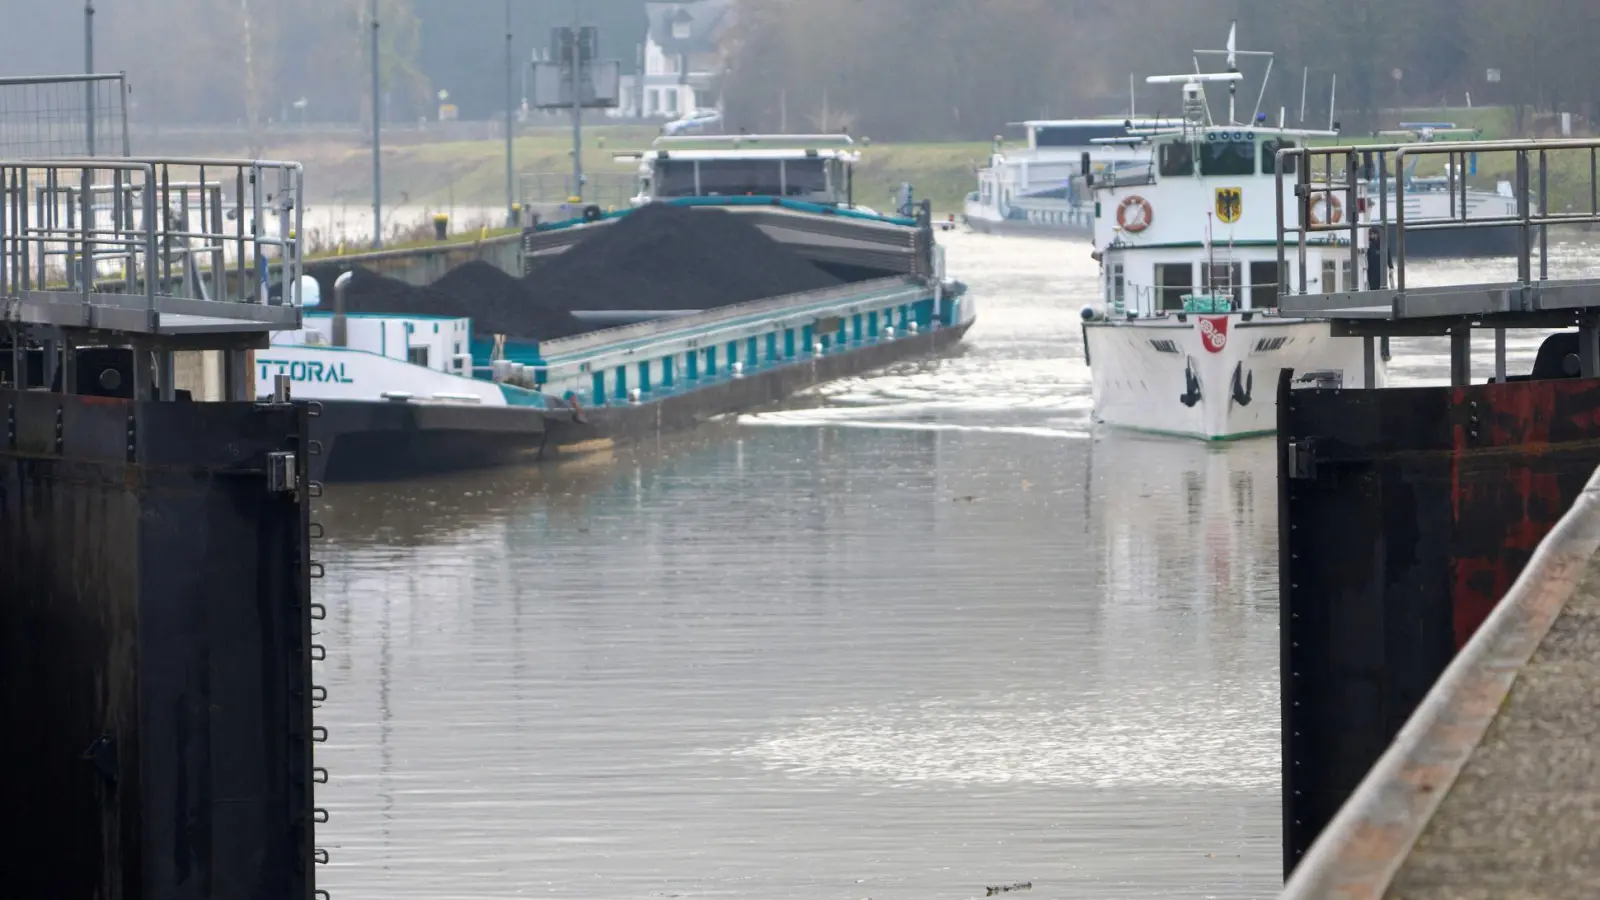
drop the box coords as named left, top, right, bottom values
left=671, top=15, right=691, bottom=40
left=1110, top=262, right=1126, bottom=309
left=647, top=90, right=658, bottom=115
left=694, top=89, right=714, bottom=111
left=666, top=90, right=679, bottom=114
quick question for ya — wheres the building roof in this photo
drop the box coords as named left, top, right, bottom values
left=646, top=0, right=734, bottom=55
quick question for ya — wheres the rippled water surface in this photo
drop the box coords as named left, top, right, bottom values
left=314, top=230, right=1600, bottom=899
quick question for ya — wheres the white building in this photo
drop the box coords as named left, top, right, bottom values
left=618, top=0, right=732, bottom=120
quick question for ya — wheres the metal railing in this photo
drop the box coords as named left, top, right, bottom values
left=1274, top=137, right=1600, bottom=320
left=0, top=73, right=130, bottom=158
left=1, top=157, right=304, bottom=334
left=519, top=171, right=635, bottom=210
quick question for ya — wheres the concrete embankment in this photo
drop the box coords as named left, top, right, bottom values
left=1281, top=466, right=1600, bottom=899
left=306, top=232, right=525, bottom=288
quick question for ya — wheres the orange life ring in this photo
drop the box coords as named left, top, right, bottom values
left=1116, top=195, right=1153, bottom=232
left=1308, top=192, right=1343, bottom=226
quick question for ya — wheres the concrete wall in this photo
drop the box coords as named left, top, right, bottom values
left=174, top=351, right=225, bottom=401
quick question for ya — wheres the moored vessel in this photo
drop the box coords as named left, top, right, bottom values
left=270, top=137, right=974, bottom=482
left=1080, top=24, right=1385, bottom=441
left=1364, top=122, right=1536, bottom=259
left=963, top=118, right=1181, bottom=238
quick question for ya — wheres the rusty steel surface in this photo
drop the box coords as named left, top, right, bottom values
left=1279, top=467, right=1600, bottom=900
left=1279, top=374, right=1600, bottom=878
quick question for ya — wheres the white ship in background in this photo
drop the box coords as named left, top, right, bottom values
left=1365, top=122, right=1535, bottom=259
left=963, top=117, right=1180, bottom=237
left=1080, top=23, right=1385, bottom=441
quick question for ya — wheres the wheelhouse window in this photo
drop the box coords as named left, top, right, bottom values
left=1262, top=138, right=1297, bottom=175
left=695, top=159, right=784, bottom=196
left=1159, top=142, right=1194, bottom=177
left=783, top=158, right=829, bottom=197
left=1199, top=139, right=1256, bottom=176
left=655, top=159, right=699, bottom=197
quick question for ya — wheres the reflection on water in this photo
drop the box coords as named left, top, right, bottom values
left=316, top=231, right=1600, bottom=899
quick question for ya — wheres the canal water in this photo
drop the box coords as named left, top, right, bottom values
left=312, top=230, right=1600, bottom=900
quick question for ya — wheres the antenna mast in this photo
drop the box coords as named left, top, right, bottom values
left=1328, top=75, right=1338, bottom=132
left=1192, top=21, right=1272, bottom=127
left=1226, top=21, right=1237, bottom=124
left=1300, top=66, right=1309, bottom=124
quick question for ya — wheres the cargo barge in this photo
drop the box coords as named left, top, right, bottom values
left=278, top=136, right=974, bottom=482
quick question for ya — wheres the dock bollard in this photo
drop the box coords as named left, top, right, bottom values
left=731, top=361, right=744, bottom=379
left=908, top=322, right=919, bottom=335
left=813, top=343, right=824, bottom=358
left=884, top=326, right=895, bottom=339
left=433, top=213, right=449, bottom=241
left=628, top=388, right=641, bottom=404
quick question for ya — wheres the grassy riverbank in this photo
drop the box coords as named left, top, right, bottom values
left=253, top=126, right=990, bottom=221
left=249, top=106, right=1594, bottom=247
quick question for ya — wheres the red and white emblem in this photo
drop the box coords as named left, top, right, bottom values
left=1199, top=315, right=1229, bottom=353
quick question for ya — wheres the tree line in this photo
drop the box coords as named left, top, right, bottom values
left=721, top=0, right=1600, bottom=141
left=3, top=0, right=1597, bottom=139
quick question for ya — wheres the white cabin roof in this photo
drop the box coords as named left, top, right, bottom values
left=1013, top=117, right=1184, bottom=128
left=621, top=148, right=859, bottom=163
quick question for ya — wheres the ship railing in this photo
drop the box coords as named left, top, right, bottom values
left=1275, top=137, right=1600, bottom=386
left=519, top=171, right=635, bottom=211
left=1, top=157, right=304, bottom=336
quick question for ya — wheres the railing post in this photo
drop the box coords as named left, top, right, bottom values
left=1516, top=150, right=1532, bottom=290
left=1378, top=150, right=1389, bottom=289
left=1346, top=150, right=1359, bottom=293
left=1275, top=147, right=1287, bottom=304
left=1395, top=149, right=1409, bottom=295
left=1538, top=149, right=1549, bottom=281
left=142, top=163, right=157, bottom=329
left=1297, top=149, right=1311, bottom=293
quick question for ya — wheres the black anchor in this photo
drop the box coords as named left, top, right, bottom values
left=1231, top=362, right=1253, bottom=407
left=1179, top=359, right=1202, bottom=408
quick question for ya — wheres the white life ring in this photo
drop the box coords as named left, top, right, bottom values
left=1309, top=192, right=1343, bottom=226
left=1117, top=195, right=1153, bottom=233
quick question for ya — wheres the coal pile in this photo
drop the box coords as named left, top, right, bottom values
left=331, top=266, right=588, bottom=342
left=525, top=203, right=843, bottom=312
left=313, top=203, right=855, bottom=344
left=432, top=261, right=590, bottom=340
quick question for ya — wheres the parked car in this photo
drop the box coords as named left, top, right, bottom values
left=661, top=109, right=723, bottom=136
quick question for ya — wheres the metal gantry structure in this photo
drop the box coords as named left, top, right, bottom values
left=1276, top=136, right=1600, bottom=386
left=2, top=158, right=305, bottom=398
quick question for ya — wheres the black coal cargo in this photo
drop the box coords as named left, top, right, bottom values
left=523, top=203, right=842, bottom=312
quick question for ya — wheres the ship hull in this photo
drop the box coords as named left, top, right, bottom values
left=1084, top=313, right=1380, bottom=440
